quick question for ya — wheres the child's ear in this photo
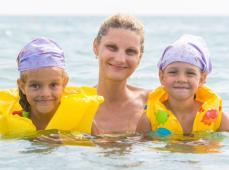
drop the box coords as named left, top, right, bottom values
left=199, top=72, right=208, bottom=86
left=17, top=79, right=26, bottom=94
left=63, top=76, right=69, bottom=87
left=159, top=70, right=165, bottom=85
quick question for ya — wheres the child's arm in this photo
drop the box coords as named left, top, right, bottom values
left=219, top=112, right=229, bottom=131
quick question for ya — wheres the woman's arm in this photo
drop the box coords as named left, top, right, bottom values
left=136, top=112, right=151, bottom=133
left=135, top=88, right=152, bottom=134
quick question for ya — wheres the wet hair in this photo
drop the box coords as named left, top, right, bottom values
left=18, top=73, right=30, bottom=112
left=18, top=69, right=68, bottom=112
left=95, top=13, right=144, bottom=53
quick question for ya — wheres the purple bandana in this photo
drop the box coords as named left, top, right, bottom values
left=158, top=34, right=212, bottom=73
left=17, top=37, right=65, bottom=72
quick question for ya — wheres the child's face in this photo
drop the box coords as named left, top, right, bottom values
left=159, top=62, right=207, bottom=101
left=18, top=67, right=68, bottom=117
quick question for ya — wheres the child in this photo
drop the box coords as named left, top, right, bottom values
left=0, top=37, right=103, bottom=137
left=146, top=34, right=229, bottom=136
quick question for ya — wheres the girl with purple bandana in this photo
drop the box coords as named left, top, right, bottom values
left=0, top=37, right=103, bottom=137
left=16, top=37, right=69, bottom=130
left=146, top=34, right=229, bottom=136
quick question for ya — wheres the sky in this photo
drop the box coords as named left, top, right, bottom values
left=0, top=0, right=229, bottom=16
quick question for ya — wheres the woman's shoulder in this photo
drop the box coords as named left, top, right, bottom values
left=127, top=85, right=152, bottom=99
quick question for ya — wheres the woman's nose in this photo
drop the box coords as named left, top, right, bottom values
left=115, top=50, right=126, bottom=63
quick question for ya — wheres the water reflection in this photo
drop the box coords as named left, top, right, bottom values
left=55, top=131, right=225, bottom=154
left=147, top=132, right=225, bottom=154
left=154, top=139, right=222, bottom=153
left=3, top=129, right=227, bottom=155
left=94, top=133, right=144, bottom=156
left=19, top=141, right=59, bottom=154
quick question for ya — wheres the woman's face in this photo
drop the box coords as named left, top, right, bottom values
left=94, top=28, right=142, bottom=81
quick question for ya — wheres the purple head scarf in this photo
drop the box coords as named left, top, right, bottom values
left=17, top=37, right=65, bottom=72
left=158, top=34, right=212, bottom=73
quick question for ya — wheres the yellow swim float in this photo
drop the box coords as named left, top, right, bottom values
left=0, top=86, right=103, bottom=137
left=146, top=86, right=222, bottom=136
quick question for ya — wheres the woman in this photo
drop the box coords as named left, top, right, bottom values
left=32, top=14, right=151, bottom=143
left=91, top=14, right=151, bottom=135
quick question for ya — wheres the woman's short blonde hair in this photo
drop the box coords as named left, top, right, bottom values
left=95, top=14, right=144, bottom=53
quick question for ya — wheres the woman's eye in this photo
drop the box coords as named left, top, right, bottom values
left=126, top=49, right=137, bottom=56
left=106, top=45, right=117, bottom=51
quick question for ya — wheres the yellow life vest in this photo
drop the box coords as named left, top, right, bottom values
left=146, top=86, right=222, bottom=136
left=0, top=86, right=103, bottom=137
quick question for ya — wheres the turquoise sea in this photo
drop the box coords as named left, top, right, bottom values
left=0, top=16, right=229, bottom=169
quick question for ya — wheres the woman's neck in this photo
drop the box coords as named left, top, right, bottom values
left=97, top=78, right=130, bottom=102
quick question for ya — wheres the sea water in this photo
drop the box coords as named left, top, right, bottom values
left=0, top=16, right=229, bottom=169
